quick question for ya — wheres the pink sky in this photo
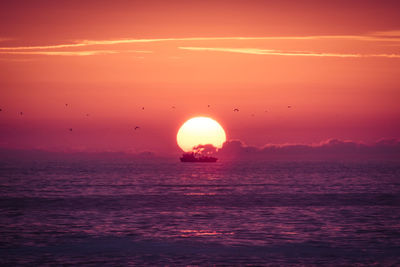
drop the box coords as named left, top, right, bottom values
left=0, top=0, right=399, bottom=154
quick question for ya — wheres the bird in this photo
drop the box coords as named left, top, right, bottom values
left=65, top=104, right=68, bottom=107
left=134, top=126, right=140, bottom=130
left=86, top=114, right=89, bottom=116
left=171, top=106, right=176, bottom=109
left=0, top=108, right=2, bottom=112
left=233, top=108, right=239, bottom=112
left=19, top=112, right=23, bottom=115
left=141, top=107, right=145, bottom=110
left=69, top=128, right=72, bottom=131
left=207, top=104, right=211, bottom=108
left=288, top=105, right=292, bottom=108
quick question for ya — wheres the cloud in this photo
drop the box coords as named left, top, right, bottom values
left=0, top=38, right=13, bottom=42
left=0, top=50, right=152, bottom=56
left=0, top=43, right=88, bottom=51
left=216, top=139, right=400, bottom=160
left=1, top=33, right=400, bottom=51
left=0, top=32, right=399, bottom=59
left=178, top=47, right=400, bottom=58
left=370, top=30, right=400, bottom=37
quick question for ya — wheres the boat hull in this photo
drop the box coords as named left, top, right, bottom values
left=180, top=153, right=218, bottom=162
left=180, top=157, right=218, bottom=162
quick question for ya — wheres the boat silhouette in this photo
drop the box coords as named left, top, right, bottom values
left=180, top=152, right=218, bottom=162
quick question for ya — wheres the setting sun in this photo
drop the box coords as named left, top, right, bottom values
left=177, top=117, right=226, bottom=152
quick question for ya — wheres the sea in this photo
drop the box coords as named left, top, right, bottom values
left=1, top=159, right=400, bottom=265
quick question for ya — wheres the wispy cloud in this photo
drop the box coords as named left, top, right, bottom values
left=178, top=46, right=400, bottom=58
left=0, top=33, right=398, bottom=59
left=0, top=37, right=13, bottom=42
left=0, top=50, right=152, bottom=56
left=370, top=30, right=400, bottom=37
left=0, top=34, right=400, bottom=51
left=0, top=50, right=118, bottom=56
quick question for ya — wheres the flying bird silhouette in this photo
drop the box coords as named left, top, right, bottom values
left=233, top=108, right=239, bottom=112
left=207, top=104, right=211, bottom=108
left=288, top=105, right=292, bottom=108
left=19, top=112, right=23, bottom=115
left=141, top=107, right=145, bottom=110
left=134, top=126, right=140, bottom=130
left=69, top=128, right=72, bottom=131
left=65, top=104, right=68, bottom=107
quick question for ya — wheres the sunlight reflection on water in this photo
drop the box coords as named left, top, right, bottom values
left=1, top=160, right=400, bottom=265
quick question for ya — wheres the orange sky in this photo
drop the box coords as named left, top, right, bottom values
left=0, top=0, right=399, bottom=154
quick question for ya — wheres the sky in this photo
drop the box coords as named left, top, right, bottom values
left=0, top=0, right=400, bottom=154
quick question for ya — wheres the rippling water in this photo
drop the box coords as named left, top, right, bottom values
left=1, top=159, right=400, bottom=265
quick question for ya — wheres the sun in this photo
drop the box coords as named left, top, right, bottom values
left=177, top=117, right=227, bottom=152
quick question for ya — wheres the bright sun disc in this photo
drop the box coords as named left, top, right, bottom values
left=177, top=117, right=226, bottom=152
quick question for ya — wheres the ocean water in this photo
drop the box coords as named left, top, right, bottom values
left=1, top=159, right=400, bottom=265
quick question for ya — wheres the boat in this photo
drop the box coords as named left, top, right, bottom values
left=180, top=152, right=218, bottom=162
